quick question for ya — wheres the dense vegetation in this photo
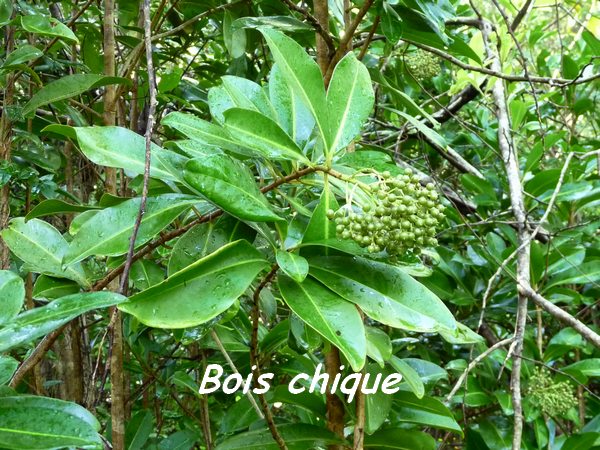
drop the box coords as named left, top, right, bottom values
left=0, top=0, right=599, bottom=449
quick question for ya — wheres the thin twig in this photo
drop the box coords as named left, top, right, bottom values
left=209, top=329, right=264, bottom=418
left=445, top=337, right=514, bottom=404
left=403, top=38, right=599, bottom=86
left=119, top=0, right=157, bottom=296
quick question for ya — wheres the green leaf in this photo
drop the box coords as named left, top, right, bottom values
left=232, top=16, right=313, bottom=33
left=25, top=199, right=99, bottom=221
left=223, top=108, right=309, bottom=162
left=130, top=260, right=164, bottom=291
left=393, top=391, right=462, bottom=434
left=32, top=275, right=79, bottom=300
left=209, top=75, right=275, bottom=124
left=327, top=52, right=374, bottom=152
left=276, top=250, right=308, bottom=282
left=167, top=217, right=255, bottom=275
left=302, top=183, right=339, bottom=245
left=126, top=410, right=153, bottom=450
left=396, top=110, right=449, bottom=150
left=308, top=256, right=456, bottom=332
left=269, top=64, right=315, bottom=145
left=162, top=112, right=245, bottom=155
left=389, top=356, right=425, bottom=399
left=2, top=45, right=42, bottom=69
left=21, top=15, right=79, bottom=43
left=0, top=218, right=89, bottom=287
left=0, top=0, right=12, bottom=26
left=561, top=433, right=600, bottom=450
left=366, top=327, right=392, bottom=366
left=224, top=11, right=246, bottom=58
left=22, top=74, right=130, bottom=116
left=64, top=194, right=199, bottom=264
left=364, top=364, right=393, bottom=434
left=278, top=275, right=366, bottom=371
left=544, top=261, right=600, bottom=290
left=564, top=359, right=600, bottom=380
left=0, top=271, right=24, bottom=325
left=215, top=423, right=346, bottom=450
left=364, top=428, right=436, bottom=449
left=0, top=356, right=18, bottom=385
left=74, top=126, right=188, bottom=182
left=0, top=292, right=126, bottom=352
left=219, top=397, right=261, bottom=434
left=184, top=155, right=282, bottom=222
left=259, top=28, right=330, bottom=150
left=438, top=321, right=484, bottom=344
left=120, top=240, right=268, bottom=328
left=0, top=395, right=102, bottom=449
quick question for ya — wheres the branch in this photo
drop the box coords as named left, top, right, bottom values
left=249, top=265, right=288, bottom=450
left=279, top=0, right=336, bottom=55
left=324, top=0, right=374, bottom=84
left=445, top=337, right=514, bottom=404
left=480, top=18, right=530, bottom=450
left=520, top=285, right=600, bottom=349
left=210, top=329, right=263, bottom=417
left=404, top=38, right=599, bottom=86
left=120, top=0, right=157, bottom=296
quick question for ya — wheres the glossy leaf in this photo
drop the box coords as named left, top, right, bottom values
left=21, top=15, right=79, bottom=43
left=259, top=28, right=330, bottom=149
left=209, top=75, right=275, bottom=124
left=366, top=327, right=392, bottom=366
left=223, top=108, right=309, bottom=162
left=302, top=183, right=339, bottom=245
left=364, top=364, right=393, bottom=434
left=308, top=256, right=456, bottom=332
left=215, top=423, right=345, bottom=450
left=162, top=112, right=245, bottom=155
left=1, top=218, right=89, bottom=287
left=25, top=199, right=99, bottom=221
left=544, top=261, right=600, bottom=290
left=0, top=292, right=126, bottom=352
left=120, top=240, right=268, bottom=328
left=394, top=391, right=462, bottom=434
left=364, top=428, right=436, bottom=449
left=184, top=155, right=282, bottom=222
left=0, top=356, right=18, bottom=385
left=0, top=270, right=24, bottom=325
left=232, top=16, right=313, bottom=33
left=64, top=194, right=199, bottom=264
left=327, top=52, right=374, bottom=152
left=75, top=126, right=188, bottom=182
left=0, top=0, right=12, bottom=26
left=2, top=45, right=42, bottom=68
left=23, top=74, right=129, bottom=116
left=0, top=395, right=102, bottom=449
left=278, top=275, right=366, bottom=371
left=276, top=250, right=308, bottom=282
left=32, top=275, right=80, bottom=300
left=390, top=356, right=425, bottom=399
left=269, top=64, right=315, bottom=145
left=167, top=217, right=255, bottom=275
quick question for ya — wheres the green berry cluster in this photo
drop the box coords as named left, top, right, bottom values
left=327, top=169, right=444, bottom=256
left=404, top=49, right=440, bottom=81
left=527, top=367, right=578, bottom=417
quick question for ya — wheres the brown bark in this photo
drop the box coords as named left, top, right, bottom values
left=313, top=0, right=330, bottom=74
left=0, top=5, right=15, bottom=270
